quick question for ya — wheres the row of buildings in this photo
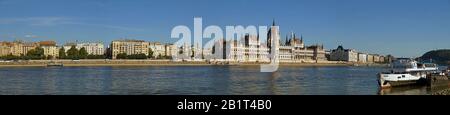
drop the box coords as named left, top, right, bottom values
left=0, top=40, right=59, bottom=58
left=0, top=40, right=109, bottom=59
left=0, top=39, right=391, bottom=63
left=329, top=45, right=393, bottom=63
left=110, top=40, right=176, bottom=59
left=1, top=21, right=392, bottom=63
left=168, top=21, right=391, bottom=63
left=0, top=39, right=176, bottom=59
left=62, top=42, right=105, bottom=56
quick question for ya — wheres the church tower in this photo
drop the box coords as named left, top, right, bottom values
left=267, top=19, right=280, bottom=56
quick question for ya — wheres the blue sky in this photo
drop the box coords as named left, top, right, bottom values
left=0, top=0, right=449, bottom=57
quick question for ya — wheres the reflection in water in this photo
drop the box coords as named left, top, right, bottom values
left=379, top=82, right=450, bottom=95
left=268, top=71, right=281, bottom=95
left=0, top=66, right=447, bottom=95
left=379, top=86, right=428, bottom=95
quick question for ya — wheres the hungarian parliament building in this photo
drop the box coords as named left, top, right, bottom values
left=190, top=21, right=327, bottom=63
left=279, top=33, right=326, bottom=63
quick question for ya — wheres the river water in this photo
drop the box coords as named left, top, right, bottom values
left=0, top=66, right=447, bottom=95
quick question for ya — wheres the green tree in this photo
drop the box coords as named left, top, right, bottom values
left=59, top=47, right=66, bottom=59
left=211, top=45, right=215, bottom=54
left=123, top=53, right=147, bottom=59
left=2, top=54, right=20, bottom=60
left=67, top=46, right=79, bottom=60
left=157, top=54, right=162, bottom=59
left=135, top=53, right=147, bottom=59
left=27, top=47, right=45, bottom=60
left=201, top=51, right=204, bottom=59
left=166, top=55, right=172, bottom=59
left=20, top=54, right=29, bottom=60
left=87, top=54, right=106, bottom=59
left=179, top=46, right=183, bottom=54
left=191, top=49, right=195, bottom=58
left=421, top=49, right=450, bottom=65
left=46, top=55, right=53, bottom=60
left=116, top=53, right=127, bottom=59
left=148, top=48, right=154, bottom=59
left=35, top=47, right=44, bottom=58
left=79, top=47, right=88, bottom=59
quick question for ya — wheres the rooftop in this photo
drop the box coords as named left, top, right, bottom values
left=39, top=41, right=57, bottom=46
left=113, top=39, right=145, bottom=42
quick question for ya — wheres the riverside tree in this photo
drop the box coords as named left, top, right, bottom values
left=67, top=46, right=79, bottom=60
left=79, top=47, right=88, bottom=59
left=148, top=48, right=154, bottom=59
left=26, top=47, right=45, bottom=60
left=87, top=54, right=106, bottom=59
left=116, top=53, right=147, bottom=59
left=116, top=53, right=127, bottom=59
left=127, top=53, right=147, bottom=59
left=30, top=47, right=45, bottom=57
left=1, top=47, right=44, bottom=60
left=59, top=47, right=66, bottom=59
left=157, top=54, right=162, bottom=59
left=0, top=54, right=20, bottom=60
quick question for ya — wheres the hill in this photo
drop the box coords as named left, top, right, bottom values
left=421, top=49, right=450, bottom=65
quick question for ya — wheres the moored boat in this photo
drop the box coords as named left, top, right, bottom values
left=447, top=65, right=450, bottom=76
left=47, top=61, right=63, bottom=67
left=378, top=59, right=439, bottom=88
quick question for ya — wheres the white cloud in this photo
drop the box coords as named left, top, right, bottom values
left=0, top=16, right=145, bottom=32
left=80, top=23, right=146, bottom=32
left=0, top=17, right=73, bottom=26
left=24, top=34, right=38, bottom=38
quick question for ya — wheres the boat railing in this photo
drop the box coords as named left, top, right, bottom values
left=380, top=69, right=409, bottom=74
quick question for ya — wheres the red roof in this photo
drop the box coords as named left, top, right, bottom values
left=39, top=41, right=56, bottom=46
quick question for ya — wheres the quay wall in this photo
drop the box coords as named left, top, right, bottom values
left=0, top=59, right=388, bottom=67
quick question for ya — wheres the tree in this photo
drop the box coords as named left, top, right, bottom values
left=212, top=45, right=215, bottom=54
left=117, top=53, right=147, bottom=59
left=59, top=47, right=66, bottom=59
left=421, top=49, right=450, bottom=65
left=127, top=53, right=147, bottom=59
left=157, top=54, right=162, bottom=59
left=148, top=48, right=154, bottom=59
left=79, top=47, right=88, bottom=59
left=2, top=54, right=20, bottom=60
left=165, top=55, right=172, bottom=59
left=179, top=46, right=183, bottom=54
left=35, top=47, right=44, bottom=57
left=137, top=53, right=147, bottom=59
left=116, top=53, right=128, bottom=59
left=27, top=47, right=45, bottom=60
left=87, top=54, right=106, bottom=59
left=46, top=55, right=53, bottom=60
left=201, top=50, right=205, bottom=59
left=67, top=45, right=79, bottom=60
left=191, top=49, right=195, bottom=58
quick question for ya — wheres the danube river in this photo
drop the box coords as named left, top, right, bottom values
left=0, top=66, right=446, bottom=95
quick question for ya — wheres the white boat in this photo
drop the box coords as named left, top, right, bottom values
left=447, top=66, right=450, bottom=75
left=378, top=59, right=439, bottom=88
left=47, top=61, right=64, bottom=67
